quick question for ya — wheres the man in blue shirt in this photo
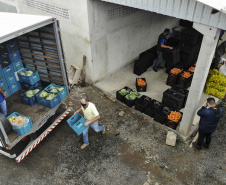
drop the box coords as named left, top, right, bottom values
left=0, top=85, right=7, bottom=116
left=193, top=98, right=223, bottom=150
left=153, top=28, right=173, bottom=72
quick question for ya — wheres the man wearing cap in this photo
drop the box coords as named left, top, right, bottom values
left=153, top=28, right=173, bottom=72
left=0, top=86, right=7, bottom=117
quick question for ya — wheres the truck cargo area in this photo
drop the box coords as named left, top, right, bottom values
left=6, top=89, right=51, bottom=143
left=0, top=13, right=70, bottom=162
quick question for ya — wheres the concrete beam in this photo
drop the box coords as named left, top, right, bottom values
left=179, top=23, right=220, bottom=136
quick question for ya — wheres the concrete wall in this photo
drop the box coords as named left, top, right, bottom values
left=1, top=0, right=94, bottom=83
left=87, top=0, right=179, bottom=82
left=0, top=1, right=17, bottom=13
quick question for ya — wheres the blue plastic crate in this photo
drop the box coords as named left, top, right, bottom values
left=20, top=80, right=42, bottom=90
left=2, top=64, right=14, bottom=77
left=0, top=68, right=4, bottom=77
left=8, top=51, right=21, bottom=63
left=0, top=53, right=11, bottom=68
left=4, top=88, right=11, bottom=99
left=12, top=60, right=24, bottom=72
left=0, top=80, right=7, bottom=89
left=0, top=78, right=11, bottom=98
left=8, top=81, right=21, bottom=94
left=0, top=61, right=11, bottom=68
left=21, top=86, right=42, bottom=106
left=6, top=72, right=17, bottom=85
left=67, top=113, right=87, bottom=135
left=5, top=41, right=19, bottom=54
left=18, top=68, right=40, bottom=85
left=0, top=44, right=7, bottom=52
left=7, top=112, right=33, bottom=135
left=45, top=83, right=68, bottom=101
left=36, top=91, right=61, bottom=109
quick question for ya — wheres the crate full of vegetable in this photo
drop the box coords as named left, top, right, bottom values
left=7, top=112, right=33, bottom=135
left=136, top=78, right=147, bottom=92
left=165, top=111, right=183, bottom=130
left=45, top=83, right=68, bottom=101
left=124, top=91, right=141, bottom=107
left=36, top=90, right=61, bottom=109
left=166, top=68, right=183, bottom=87
left=21, top=86, right=42, bottom=106
left=178, top=71, right=193, bottom=89
left=18, top=68, right=40, bottom=85
left=116, top=86, right=133, bottom=103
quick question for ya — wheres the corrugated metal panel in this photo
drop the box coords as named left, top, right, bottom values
left=100, top=0, right=226, bottom=30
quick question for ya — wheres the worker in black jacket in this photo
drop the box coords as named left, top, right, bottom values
left=193, top=98, right=223, bottom=150
left=153, top=28, right=173, bottom=72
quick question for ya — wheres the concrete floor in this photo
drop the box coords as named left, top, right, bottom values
left=95, top=60, right=210, bottom=112
left=96, top=33, right=226, bottom=109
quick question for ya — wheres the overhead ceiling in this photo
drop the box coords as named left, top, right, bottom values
left=100, top=0, right=226, bottom=30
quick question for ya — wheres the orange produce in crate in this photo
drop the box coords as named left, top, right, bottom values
left=170, top=68, right=182, bottom=75
left=188, top=67, right=195, bottom=72
left=181, top=71, right=192, bottom=78
left=137, top=78, right=146, bottom=87
left=168, top=111, right=182, bottom=123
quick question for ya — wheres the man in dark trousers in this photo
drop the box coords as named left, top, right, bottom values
left=214, top=41, right=226, bottom=69
left=193, top=98, right=223, bottom=150
left=153, top=28, right=173, bottom=72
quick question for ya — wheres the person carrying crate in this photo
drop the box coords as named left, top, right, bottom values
left=74, top=95, right=105, bottom=149
left=0, top=86, right=7, bottom=116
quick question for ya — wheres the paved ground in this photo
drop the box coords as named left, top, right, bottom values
left=0, top=85, right=225, bottom=185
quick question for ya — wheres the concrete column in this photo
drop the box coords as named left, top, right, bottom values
left=179, top=23, right=220, bottom=136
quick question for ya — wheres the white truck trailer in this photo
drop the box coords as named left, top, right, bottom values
left=0, top=12, right=72, bottom=163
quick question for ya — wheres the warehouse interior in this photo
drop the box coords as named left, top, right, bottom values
left=94, top=0, right=225, bottom=138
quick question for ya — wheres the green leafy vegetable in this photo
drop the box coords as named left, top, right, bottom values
left=50, top=88, right=58, bottom=93
left=125, top=92, right=141, bottom=100
left=39, top=91, right=48, bottom=98
left=20, top=72, right=26, bottom=76
left=46, top=94, right=56, bottom=100
left=57, top=87, right=64, bottom=92
left=25, top=71, right=33, bottom=76
left=33, top=89, right=40, bottom=94
left=118, top=89, right=129, bottom=96
left=26, top=90, right=34, bottom=97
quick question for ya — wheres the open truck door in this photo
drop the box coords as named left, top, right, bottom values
left=0, top=12, right=72, bottom=162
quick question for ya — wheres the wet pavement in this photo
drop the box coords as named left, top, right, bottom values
left=0, top=85, right=225, bottom=185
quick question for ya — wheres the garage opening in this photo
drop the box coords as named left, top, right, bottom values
left=95, top=14, right=212, bottom=131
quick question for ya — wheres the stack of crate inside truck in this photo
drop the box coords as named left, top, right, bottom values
left=0, top=41, right=24, bottom=98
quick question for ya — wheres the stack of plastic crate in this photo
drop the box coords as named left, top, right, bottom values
left=1, top=65, right=21, bottom=95
left=0, top=40, right=23, bottom=72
